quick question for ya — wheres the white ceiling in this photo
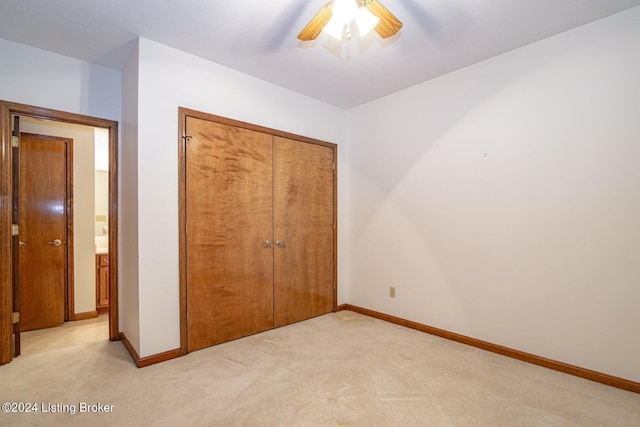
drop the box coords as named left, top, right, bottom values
left=1, top=0, right=639, bottom=109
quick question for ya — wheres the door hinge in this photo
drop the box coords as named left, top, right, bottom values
left=11, top=224, right=19, bottom=236
left=12, top=136, right=19, bottom=148
left=12, top=312, right=19, bottom=324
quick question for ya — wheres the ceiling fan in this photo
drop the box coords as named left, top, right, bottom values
left=298, top=0, right=403, bottom=41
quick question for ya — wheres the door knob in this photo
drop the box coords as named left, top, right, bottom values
left=48, top=239, right=62, bottom=246
left=264, top=240, right=272, bottom=248
left=19, top=241, right=27, bottom=246
left=275, top=240, right=286, bottom=248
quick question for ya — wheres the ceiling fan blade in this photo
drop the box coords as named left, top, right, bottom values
left=366, top=0, right=403, bottom=39
left=298, top=2, right=334, bottom=41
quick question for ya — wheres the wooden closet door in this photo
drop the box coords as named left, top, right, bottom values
left=273, top=136, right=335, bottom=327
left=185, top=117, right=274, bottom=352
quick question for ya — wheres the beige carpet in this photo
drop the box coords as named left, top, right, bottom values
left=1, top=311, right=638, bottom=426
left=18, top=312, right=109, bottom=355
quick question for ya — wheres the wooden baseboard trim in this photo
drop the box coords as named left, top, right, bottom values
left=119, top=332, right=180, bottom=368
left=138, top=348, right=181, bottom=368
left=119, top=332, right=139, bottom=366
left=71, top=310, right=98, bottom=321
left=339, top=304, right=640, bottom=394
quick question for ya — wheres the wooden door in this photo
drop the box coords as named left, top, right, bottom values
left=273, top=136, right=335, bottom=327
left=185, top=117, right=274, bottom=352
left=19, top=133, right=68, bottom=331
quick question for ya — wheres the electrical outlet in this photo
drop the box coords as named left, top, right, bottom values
left=389, top=286, right=396, bottom=298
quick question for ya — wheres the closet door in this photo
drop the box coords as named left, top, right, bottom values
left=185, top=117, right=274, bottom=352
left=273, top=136, right=335, bottom=327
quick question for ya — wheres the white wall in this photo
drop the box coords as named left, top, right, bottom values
left=95, top=170, right=108, bottom=236
left=345, top=7, right=640, bottom=382
left=131, top=38, right=346, bottom=357
left=95, top=128, right=109, bottom=239
left=121, top=40, right=141, bottom=352
left=0, top=39, right=120, bottom=121
left=20, top=119, right=97, bottom=315
left=0, top=37, right=121, bottom=321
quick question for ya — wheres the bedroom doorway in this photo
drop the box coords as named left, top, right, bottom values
left=0, top=100, right=119, bottom=364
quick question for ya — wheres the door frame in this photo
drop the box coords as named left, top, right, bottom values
left=0, top=100, right=120, bottom=364
left=178, top=107, right=338, bottom=356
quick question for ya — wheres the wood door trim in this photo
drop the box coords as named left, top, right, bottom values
left=66, top=137, right=74, bottom=321
left=10, top=116, right=20, bottom=355
left=332, top=139, right=338, bottom=311
left=0, top=100, right=120, bottom=365
left=179, top=107, right=336, bottom=149
left=178, top=107, right=338, bottom=356
left=178, top=110, right=187, bottom=356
